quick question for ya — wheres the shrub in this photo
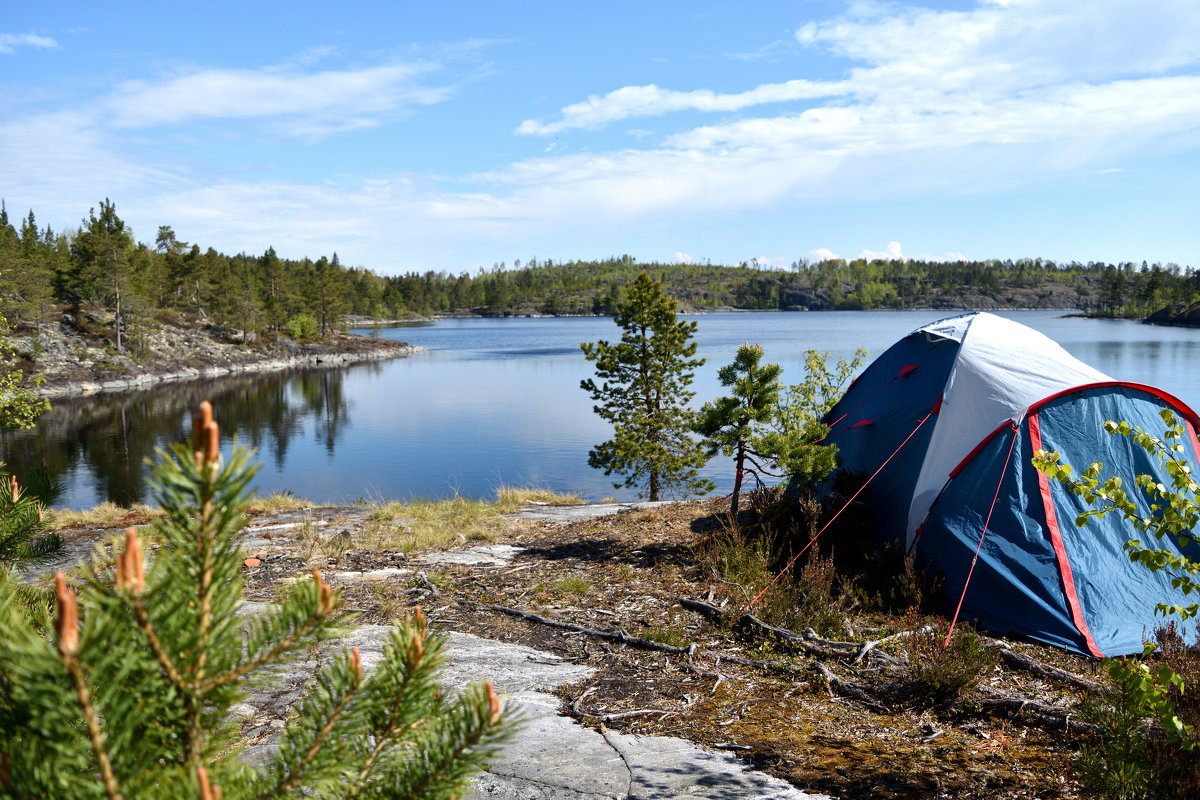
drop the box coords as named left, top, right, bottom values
left=286, top=312, right=319, bottom=340
left=899, top=623, right=992, bottom=709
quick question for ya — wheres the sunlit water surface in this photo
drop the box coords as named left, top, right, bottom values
left=4, top=310, right=1198, bottom=509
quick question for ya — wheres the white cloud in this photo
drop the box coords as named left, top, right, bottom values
left=103, top=63, right=451, bottom=135
left=808, top=244, right=966, bottom=264
left=859, top=242, right=905, bottom=261
left=517, top=79, right=843, bottom=135
left=675, top=252, right=694, bottom=264
left=0, top=33, right=58, bottom=54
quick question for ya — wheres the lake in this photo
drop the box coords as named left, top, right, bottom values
left=4, top=310, right=1200, bottom=509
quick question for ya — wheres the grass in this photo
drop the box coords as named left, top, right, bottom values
left=554, top=576, right=591, bottom=596
left=248, top=491, right=315, bottom=514
left=46, top=490, right=317, bottom=530
left=46, top=502, right=163, bottom=529
left=363, top=486, right=582, bottom=553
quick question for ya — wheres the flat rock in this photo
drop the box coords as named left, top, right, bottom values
left=420, top=543, right=526, bottom=566
left=513, top=502, right=675, bottom=525
left=238, top=618, right=832, bottom=799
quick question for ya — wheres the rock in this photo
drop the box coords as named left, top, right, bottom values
left=5, top=313, right=420, bottom=401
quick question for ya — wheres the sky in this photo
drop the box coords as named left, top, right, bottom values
left=3, top=0, right=1200, bottom=275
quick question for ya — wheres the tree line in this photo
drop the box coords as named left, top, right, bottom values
left=4, top=199, right=1200, bottom=351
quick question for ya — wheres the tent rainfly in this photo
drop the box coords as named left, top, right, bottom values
left=820, top=312, right=1200, bottom=656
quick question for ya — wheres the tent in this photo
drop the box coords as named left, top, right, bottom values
left=820, top=312, right=1200, bottom=656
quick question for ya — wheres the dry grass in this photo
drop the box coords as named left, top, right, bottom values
left=364, top=486, right=581, bottom=553
left=46, top=502, right=163, bottom=529
left=248, top=491, right=315, bottom=515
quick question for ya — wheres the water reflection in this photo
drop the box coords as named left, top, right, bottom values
left=0, top=363, right=373, bottom=508
left=3, top=311, right=1198, bottom=509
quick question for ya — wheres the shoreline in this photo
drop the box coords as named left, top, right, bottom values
left=34, top=341, right=422, bottom=401
left=4, top=312, right=424, bottom=403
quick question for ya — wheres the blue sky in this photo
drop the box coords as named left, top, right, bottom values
left=3, top=0, right=1199, bottom=274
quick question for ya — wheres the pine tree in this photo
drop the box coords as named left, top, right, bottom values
left=0, top=463, right=60, bottom=567
left=694, top=343, right=784, bottom=517
left=69, top=199, right=137, bottom=351
left=0, top=402, right=515, bottom=799
left=581, top=271, right=712, bottom=500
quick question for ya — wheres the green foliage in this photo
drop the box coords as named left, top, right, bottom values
left=0, top=402, right=516, bottom=799
left=1077, top=658, right=1174, bottom=800
left=286, top=312, right=319, bottom=340
left=580, top=271, right=712, bottom=501
left=899, top=624, right=992, bottom=709
left=1035, top=409, right=1200, bottom=793
left=695, top=343, right=784, bottom=517
left=1033, top=409, right=1200, bottom=623
left=772, top=348, right=867, bottom=487
left=0, top=312, right=48, bottom=431
left=0, top=462, right=61, bottom=567
left=1074, top=626, right=1200, bottom=799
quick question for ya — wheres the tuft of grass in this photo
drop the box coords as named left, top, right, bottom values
left=249, top=491, right=314, bottom=514
left=365, top=486, right=580, bottom=553
left=554, top=576, right=591, bottom=597
left=46, top=502, right=162, bottom=529
left=494, top=485, right=582, bottom=511
left=637, top=623, right=690, bottom=648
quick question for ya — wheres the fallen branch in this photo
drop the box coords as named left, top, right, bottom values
left=991, top=644, right=1105, bottom=694
left=976, top=688, right=1100, bottom=736
left=813, top=661, right=889, bottom=712
left=709, top=652, right=808, bottom=676
left=680, top=597, right=902, bottom=665
left=601, top=708, right=673, bottom=722
left=679, top=597, right=727, bottom=622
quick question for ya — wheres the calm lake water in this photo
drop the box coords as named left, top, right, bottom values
left=4, top=310, right=1200, bottom=509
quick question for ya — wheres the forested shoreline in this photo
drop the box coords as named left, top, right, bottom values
left=4, top=198, right=1200, bottom=347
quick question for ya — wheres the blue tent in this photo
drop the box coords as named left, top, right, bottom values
left=822, top=312, right=1200, bottom=656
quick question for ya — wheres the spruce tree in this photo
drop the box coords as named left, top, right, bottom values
left=581, top=271, right=712, bottom=500
left=0, top=402, right=515, bottom=799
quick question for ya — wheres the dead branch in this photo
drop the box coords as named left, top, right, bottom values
left=678, top=596, right=727, bottom=622
left=991, top=644, right=1105, bottom=694
left=976, top=687, right=1101, bottom=735
left=813, top=661, right=889, bottom=712
left=679, top=597, right=903, bottom=666
left=709, top=652, right=808, bottom=676
left=601, top=708, right=673, bottom=722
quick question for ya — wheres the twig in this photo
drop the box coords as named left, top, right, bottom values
left=602, top=708, right=672, bottom=722
left=416, top=571, right=440, bottom=600
left=572, top=686, right=597, bottom=717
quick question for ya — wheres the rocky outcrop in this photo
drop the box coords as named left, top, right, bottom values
left=5, top=311, right=419, bottom=401
left=1146, top=302, right=1200, bottom=328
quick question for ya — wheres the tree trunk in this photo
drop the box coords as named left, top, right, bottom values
left=731, top=443, right=746, bottom=518
left=113, top=275, right=122, bottom=353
